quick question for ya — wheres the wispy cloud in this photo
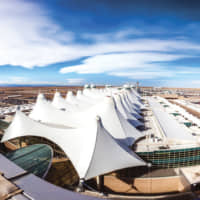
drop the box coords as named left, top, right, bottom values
left=81, top=28, right=144, bottom=42
left=0, top=76, right=66, bottom=85
left=110, top=70, right=174, bottom=80
left=60, top=52, right=186, bottom=79
left=2, top=0, right=200, bottom=86
left=0, top=0, right=74, bottom=68
left=0, top=80, right=63, bottom=86
left=66, top=78, right=85, bottom=85
left=1, top=0, right=200, bottom=70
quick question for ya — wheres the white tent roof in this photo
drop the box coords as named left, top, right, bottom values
left=113, top=94, right=143, bottom=128
left=125, top=90, right=145, bottom=110
left=86, top=97, right=144, bottom=145
left=66, top=91, right=92, bottom=109
left=130, top=88, right=141, bottom=99
left=119, top=93, right=143, bottom=120
left=65, top=91, right=76, bottom=102
left=2, top=111, right=146, bottom=180
left=30, top=94, right=144, bottom=146
left=83, top=88, right=104, bottom=99
left=124, top=93, right=141, bottom=112
left=52, top=91, right=80, bottom=112
left=30, top=95, right=79, bottom=128
left=76, top=90, right=97, bottom=105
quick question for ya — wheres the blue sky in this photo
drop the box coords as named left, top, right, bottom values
left=1, top=0, right=200, bottom=87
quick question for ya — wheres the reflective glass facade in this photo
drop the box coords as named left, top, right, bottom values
left=5, top=144, right=53, bottom=177
left=137, top=147, right=200, bottom=168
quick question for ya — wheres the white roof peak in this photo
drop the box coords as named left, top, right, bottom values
left=2, top=111, right=146, bottom=180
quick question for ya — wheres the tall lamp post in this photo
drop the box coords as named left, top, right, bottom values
left=147, top=162, right=152, bottom=194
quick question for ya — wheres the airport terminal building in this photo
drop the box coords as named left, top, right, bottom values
left=0, top=85, right=200, bottom=199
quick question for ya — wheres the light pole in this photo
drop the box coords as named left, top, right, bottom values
left=147, top=162, right=152, bottom=194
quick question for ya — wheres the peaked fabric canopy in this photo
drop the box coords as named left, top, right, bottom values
left=86, top=97, right=144, bottom=145
left=126, top=89, right=146, bottom=109
left=30, top=94, right=144, bottom=145
left=30, top=95, right=79, bottom=127
left=52, top=91, right=80, bottom=112
left=113, top=94, right=143, bottom=128
left=123, top=93, right=141, bottom=113
left=76, top=90, right=96, bottom=105
left=119, top=93, right=142, bottom=120
left=66, top=91, right=92, bottom=109
left=2, top=111, right=146, bottom=180
left=65, top=91, right=76, bottom=102
left=83, top=88, right=104, bottom=99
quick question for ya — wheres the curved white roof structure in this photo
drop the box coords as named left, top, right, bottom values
left=119, top=93, right=143, bottom=120
left=30, top=95, right=80, bottom=128
left=86, top=97, right=144, bottom=145
left=82, top=87, right=115, bottom=100
left=76, top=90, right=97, bottom=105
left=66, top=91, right=92, bottom=110
left=65, top=91, right=76, bottom=102
left=52, top=91, right=80, bottom=112
left=126, top=90, right=145, bottom=109
left=148, top=97, right=196, bottom=142
left=113, top=94, right=143, bottom=128
left=37, top=93, right=46, bottom=102
left=130, top=88, right=141, bottom=99
left=30, top=94, right=144, bottom=146
left=83, top=88, right=103, bottom=99
left=1, top=111, right=146, bottom=180
left=123, top=93, right=141, bottom=113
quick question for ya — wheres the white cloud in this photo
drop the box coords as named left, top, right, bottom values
left=2, top=0, right=200, bottom=84
left=82, top=39, right=200, bottom=55
left=110, top=70, right=174, bottom=79
left=66, top=78, right=85, bottom=85
left=60, top=52, right=185, bottom=79
left=0, top=0, right=199, bottom=69
left=0, top=0, right=75, bottom=68
left=0, top=76, right=65, bottom=85
left=81, top=28, right=143, bottom=42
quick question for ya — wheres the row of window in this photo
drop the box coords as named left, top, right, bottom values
left=137, top=148, right=200, bottom=168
